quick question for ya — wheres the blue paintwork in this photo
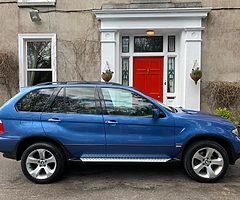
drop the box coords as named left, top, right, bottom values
left=103, top=113, right=175, bottom=159
left=41, top=113, right=105, bottom=157
left=0, top=83, right=239, bottom=162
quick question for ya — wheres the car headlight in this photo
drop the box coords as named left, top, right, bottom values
left=232, top=128, right=239, bottom=136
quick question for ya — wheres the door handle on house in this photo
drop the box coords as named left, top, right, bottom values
left=48, top=118, right=61, bottom=122
left=105, top=120, right=118, bottom=125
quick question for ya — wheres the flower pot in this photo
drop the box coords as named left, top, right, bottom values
left=190, top=71, right=202, bottom=85
left=102, top=72, right=113, bottom=82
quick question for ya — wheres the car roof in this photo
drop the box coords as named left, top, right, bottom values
left=21, top=81, right=131, bottom=91
left=36, top=81, right=122, bottom=86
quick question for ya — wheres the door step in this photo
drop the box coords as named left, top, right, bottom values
left=80, top=158, right=171, bottom=163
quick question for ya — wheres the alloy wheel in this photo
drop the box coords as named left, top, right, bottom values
left=26, top=149, right=57, bottom=180
left=191, top=147, right=224, bottom=179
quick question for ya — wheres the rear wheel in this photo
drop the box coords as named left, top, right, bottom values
left=21, top=143, right=65, bottom=184
left=183, top=140, right=229, bottom=182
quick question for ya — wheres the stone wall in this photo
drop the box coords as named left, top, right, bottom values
left=0, top=2, right=18, bottom=104
left=201, top=9, right=240, bottom=112
left=0, top=0, right=240, bottom=112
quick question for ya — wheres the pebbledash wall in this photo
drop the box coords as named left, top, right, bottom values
left=0, top=0, right=240, bottom=112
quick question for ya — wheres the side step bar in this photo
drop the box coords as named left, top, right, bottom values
left=80, top=158, right=171, bottom=163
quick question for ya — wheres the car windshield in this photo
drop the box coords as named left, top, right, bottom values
left=154, top=100, right=177, bottom=113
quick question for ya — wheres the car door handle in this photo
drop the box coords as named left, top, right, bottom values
left=105, top=120, right=118, bottom=124
left=48, top=118, right=61, bottom=122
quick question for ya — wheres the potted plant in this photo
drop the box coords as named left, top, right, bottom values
left=190, top=61, right=202, bottom=85
left=190, top=67, right=202, bottom=85
left=102, top=67, right=114, bottom=82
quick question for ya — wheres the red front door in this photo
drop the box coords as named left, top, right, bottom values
left=133, top=57, right=164, bottom=102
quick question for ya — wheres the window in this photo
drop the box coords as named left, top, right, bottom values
left=102, top=88, right=156, bottom=117
left=134, top=36, right=163, bottom=52
left=16, top=88, right=55, bottom=112
left=49, top=87, right=97, bottom=115
left=122, top=58, right=129, bottom=86
left=19, top=34, right=56, bottom=87
left=167, top=57, right=176, bottom=93
left=18, top=0, right=56, bottom=6
left=168, top=36, right=176, bottom=52
left=122, top=36, right=130, bottom=53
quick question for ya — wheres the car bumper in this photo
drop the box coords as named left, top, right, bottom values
left=229, top=135, right=240, bottom=164
left=0, top=137, right=19, bottom=160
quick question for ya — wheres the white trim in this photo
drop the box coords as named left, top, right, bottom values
left=184, top=27, right=205, bottom=31
left=185, top=39, right=202, bottom=42
left=18, top=33, right=57, bottom=88
left=119, top=33, right=180, bottom=105
left=94, top=8, right=211, bottom=19
left=18, top=0, right=56, bottom=6
left=26, top=69, right=53, bottom=72
left=100, top=40, right=116, bottom=43
left=96, top=7, right=211, bottom=110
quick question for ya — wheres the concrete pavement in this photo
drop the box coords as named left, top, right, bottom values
left=0, top=155, right=240, bottom=200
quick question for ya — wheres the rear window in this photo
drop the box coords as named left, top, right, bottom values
left=16, top=88, right=55, bottom=112
left=48, top=87, right=97, bottom=115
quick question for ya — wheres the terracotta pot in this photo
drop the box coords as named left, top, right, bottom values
left=102, top=72, right=113, bottom=82
left=190, top=71, right=202, bottom=85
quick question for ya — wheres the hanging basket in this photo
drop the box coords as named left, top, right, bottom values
left=102, top=67, right=114, bottom=82
left=190, top=68, right=202, bottom=85
left=102, top=72, right=113, bottom=82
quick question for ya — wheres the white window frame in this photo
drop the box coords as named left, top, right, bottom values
left=18, top=0, right=56, bottom=6
left=18, top=33, right=57, bottom=88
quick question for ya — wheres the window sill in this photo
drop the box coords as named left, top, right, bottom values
left=18, top=1, right=56, bottom=7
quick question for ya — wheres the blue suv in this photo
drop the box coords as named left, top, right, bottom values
left=0, top=82, right=239, bottom=184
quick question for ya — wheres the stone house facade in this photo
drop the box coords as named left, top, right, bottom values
left=0, top=0, right=240, bottom=112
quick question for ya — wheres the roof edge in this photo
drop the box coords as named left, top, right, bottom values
left=93, top=7, right=212, bottom=20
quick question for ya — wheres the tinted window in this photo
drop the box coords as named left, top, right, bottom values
left=49, top=87, right=97, bottom=114
left=16, top=88, right=54, bottom=112
left=49, top=88, right=65, bottom=113
left=134, top=36, right=163, bottom=52
left=102, top=88, right=156, bottom=117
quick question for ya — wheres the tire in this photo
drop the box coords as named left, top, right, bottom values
left=183, top=140, right=229, bottom=183
left=21, top=143, right=65, bottom=184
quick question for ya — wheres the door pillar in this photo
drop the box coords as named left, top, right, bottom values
left=182, top=29, right=203, bottom=111
left=100, top=31, right=119, bottom=82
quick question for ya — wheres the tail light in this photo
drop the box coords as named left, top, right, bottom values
left=0, top=120, right=4, bottom=134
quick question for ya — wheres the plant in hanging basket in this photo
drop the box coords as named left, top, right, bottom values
left=190, top=67, right=202, bottom=85
left=102, top=68, right=114, bottom=82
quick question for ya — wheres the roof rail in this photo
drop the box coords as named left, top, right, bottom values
left=35, top=81, right=122, bottom=86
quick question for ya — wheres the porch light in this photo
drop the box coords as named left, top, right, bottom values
left=146, top=30, right=155, bottom=37
left=30, top=10, right=41, bottom=23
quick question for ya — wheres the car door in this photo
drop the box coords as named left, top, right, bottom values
left=41, top=86, right=106, bottom=158
left=15, top=88, right=57, bottom=136
left=100, top=87, right=175, bottom=159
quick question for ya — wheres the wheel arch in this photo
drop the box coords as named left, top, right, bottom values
left=15, top=135, right=72, bottom=161
left=180, top=135, right=236, bottom=165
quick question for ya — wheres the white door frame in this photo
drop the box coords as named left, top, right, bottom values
left=119, top=33, right=179, bottom=104
left=94, top=8, right=211, bottom=110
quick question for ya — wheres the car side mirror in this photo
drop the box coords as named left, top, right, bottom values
left=152, top=109, right=160, bottom=119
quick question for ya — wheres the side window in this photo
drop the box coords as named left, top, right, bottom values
left=49, top=88, right=65, bottom=113
left=102, top=88, right=156, bottom=117
left=49, top=87, right=97, bottom=115
left=16, top=88, right=54, bottom=112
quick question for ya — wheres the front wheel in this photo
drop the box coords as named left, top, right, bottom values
left=21, top=143, right=65, bottom=184
left=183, top=140, right=229, bottom=182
